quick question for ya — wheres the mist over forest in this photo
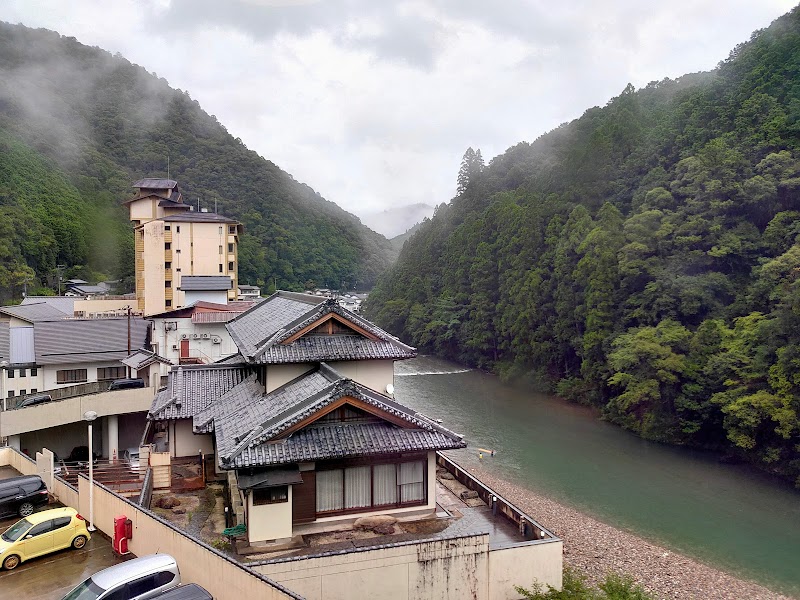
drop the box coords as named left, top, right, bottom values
left=365, top=7, right=800, bottom=485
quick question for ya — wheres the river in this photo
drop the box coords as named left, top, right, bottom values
left=394, top=355, right=800, bottom=597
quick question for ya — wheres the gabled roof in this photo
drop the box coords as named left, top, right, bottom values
left=122, top=349, right=172, bottom=370
left=179, top=276, right=233, bottom=291
left=0, top=303, right=69, bottom=323
left=148, top=364, right=252, bottom=421
left=227, top=293, right=416, bottom=364
left=214, top=365, right=464, bottom=469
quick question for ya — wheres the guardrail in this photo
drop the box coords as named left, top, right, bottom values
left=4, top=381, right=110, bottom=410
left=138, top=467, right=154, bottom=508
left=436, top=452, right=557, bottom=543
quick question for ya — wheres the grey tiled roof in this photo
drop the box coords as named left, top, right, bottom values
left=0, top=303, right=69, bottom=322
left=179, top=276, right=233, bottom=291
left=149, top=364, right=251, bottom=421
left=227, top=292, right=416, bottom=364
left=212, top=367, right=340, bottom=456
left=194, top=374, right=265, bottom=434
left=214, top=353, right=246, bottom=365
left=231, top=423, right=465, bottom=468
left=33, top=318, right=149, bottom=365
left=122, top=349, right=171, bottom=370
left=227, top=292, right=323, bottom=359
left=219, top=369, right=465, bottom=468
left=133, top=178, right=177, bottom=189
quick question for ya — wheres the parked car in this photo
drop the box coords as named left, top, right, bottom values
left=150, top=584, right=213, bottom=599
left=61, top=553, right=181, bottom=600
left=109, top=378, right=146, bottom=391
left=16, top=393, right=53, bottom=409
left=124, top=448, right=141, bottom=473
left=0, top=475, right=49, bottom=518
left=0, top=506, right=90, bottom=570
left=66, top=446, right=99, bottom=468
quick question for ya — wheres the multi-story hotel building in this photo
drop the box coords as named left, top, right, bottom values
left=125, top=179, right=241, bottom=315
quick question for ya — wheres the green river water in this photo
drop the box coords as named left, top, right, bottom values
left=394, top=356, right=800, bottom=597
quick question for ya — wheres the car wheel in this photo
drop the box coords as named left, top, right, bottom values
left=3, top=554, right=20, bottom=570
left=72, top=535, right=87, bottom=549
left=18, top=502, right=34, bottom=517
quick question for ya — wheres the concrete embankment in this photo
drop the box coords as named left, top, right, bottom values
left=468, top=465, right=793, bottom=600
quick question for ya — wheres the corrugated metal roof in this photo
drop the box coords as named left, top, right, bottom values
left=191, top=312, right=240, bottom=323
left=179, top=276, right=233, bottom=291
left=1, top=303, right=69, bottom=322
left=133, top=178, right=177, bottom=189
left=33, top=318, right=149, bottom=365
left=20, top=297, right=75, bottom=315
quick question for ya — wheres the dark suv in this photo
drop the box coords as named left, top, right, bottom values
left=108, top=378, right=145, bottom=391
left=0, top=475, right=49, bottom=517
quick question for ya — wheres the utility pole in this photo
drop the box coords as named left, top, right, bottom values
left=127, top=305, right=132, bottom=378
left=56, top=264, right=66, bottom=296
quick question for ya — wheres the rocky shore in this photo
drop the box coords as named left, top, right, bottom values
left=467, top=465, right=793, bottom=600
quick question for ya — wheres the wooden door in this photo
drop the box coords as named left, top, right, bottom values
left=180, top=339, right=189, bottom=359
left=292, top=471, right=316, bottom=524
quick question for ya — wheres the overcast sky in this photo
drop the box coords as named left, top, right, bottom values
left=3, top=1, right=797, bottom=226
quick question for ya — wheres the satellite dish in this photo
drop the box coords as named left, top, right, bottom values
left=385, top=383, right=395, bottom=395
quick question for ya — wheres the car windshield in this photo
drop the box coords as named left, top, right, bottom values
left=1, top=518, right=31, bottom=542
left=60, top=578, right=106, bottom=600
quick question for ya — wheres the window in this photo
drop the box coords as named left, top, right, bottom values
left=164, top=225, right=170, bottom=231
left=19, top=389, right=26, bottom=396
left=165, top=262, right=171, bottom=269
left=229, top=226, right=236, bottom=234
left=57, top=369, right=87, bottom=384
left=166, top=300, right=172, bottom=307
left=30, top=388, right=37, bottom=394
left=6, top=392, right=12, bottom=399
left=8, top=370, right=13, bottom=379
left=219, top=264, right=223, bottom=273
left=316, top=459, right=426, bottom=514
left=176, top=249, right=181, bottom=254
left=219, top=227, right=223, bottom=234
left=19, top=369, right=25, bottom=378
left=228, top=243, right=234, bottom=253
left=98, top=366, right=126, bottom=381
left=176, top=226, right=180, bottom=233
left=30, top=367, right=37, bottom=376
left=165, top=280, right=171, bottom=288
left=53, top=516, right=72, bottom=529
left=228, top=261, right=234, bottom=271
left=219, top=245, right=223, bottom=255
left=253, top=486, right=289, bottom=505
left=28, top=521, right=53, bottom=537
left=165, top=242, right=171, bottom=250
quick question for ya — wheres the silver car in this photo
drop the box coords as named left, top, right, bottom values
left=61, top=554, right=180, bottom=600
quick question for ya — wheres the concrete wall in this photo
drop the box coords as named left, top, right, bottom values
left=41, top=360, right=127, bottom=390
left=488, top=543, right=563, bottom=600
left=170, top=419, right=214, bottom=458
left=0, top=387, right=153, bottom=437
left=151, top=318, right=238, bottom=364
left=327, top=360, right=394, bottom=394
left=248, top=486, right=294, bottom=542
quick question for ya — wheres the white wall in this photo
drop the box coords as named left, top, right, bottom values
left=327, top=360, right=394, bottom=395
left=41, top=360, right=125, bottom=390
left=171, top=418, right=214, bottom=457
left=265, top=364, right=314, bottom=393
left=151, top=318, right=239, bottom=364
left=248, top=487, right=294, bottom=542
left=183, top=290, right=229, bottom=305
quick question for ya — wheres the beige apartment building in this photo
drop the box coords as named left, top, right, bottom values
left=125, top=179, right=242, bottom=316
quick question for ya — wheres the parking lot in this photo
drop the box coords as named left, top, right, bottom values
left=0, top=467, right=132, bottom=599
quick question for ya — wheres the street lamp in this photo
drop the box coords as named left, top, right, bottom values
left=83, top=410, right=98, bottom=532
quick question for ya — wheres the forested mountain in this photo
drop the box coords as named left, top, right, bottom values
left=365, top=7, right=800, bottom=484
left=0, top=23, right=395, bottom=301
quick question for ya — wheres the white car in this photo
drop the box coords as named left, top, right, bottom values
left=123, top=448, right=141, bottom=473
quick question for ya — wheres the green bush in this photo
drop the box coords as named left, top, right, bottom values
left=515, top=568, right=656, bottom=600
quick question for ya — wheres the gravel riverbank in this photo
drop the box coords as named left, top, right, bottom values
left=466, top=465, right=793, bottom=600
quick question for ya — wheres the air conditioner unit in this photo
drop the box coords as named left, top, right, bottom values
left=180, top=334, right=188, bottom=339
left=192, top=333, right=200, bottom=339
left=212, top=337, right=221, bottom=344
left=202, top=333, right=209, bottom=339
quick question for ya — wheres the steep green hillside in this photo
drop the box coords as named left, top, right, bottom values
left=0, top=23, right=394, bottom=296
left=366, top=7, right=800, bottom=483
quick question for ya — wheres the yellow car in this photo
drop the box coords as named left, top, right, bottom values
left=0, top=507, right=91, bottom=570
